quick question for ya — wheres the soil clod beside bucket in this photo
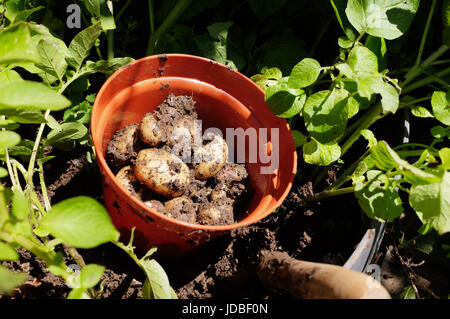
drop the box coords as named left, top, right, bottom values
left=91, top=54, right=297, bottom=257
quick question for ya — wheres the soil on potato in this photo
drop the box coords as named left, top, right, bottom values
left=106, top=94, right=250, bottom=226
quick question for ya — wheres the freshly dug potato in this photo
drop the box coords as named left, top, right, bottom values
left=195, top=133, right=228, bottom=180
left=134, top=148, right=190, bottom=197
left=164, top=196, right=196, bottom=224
left=168, top=116, right=200, bottom=146
left=115, top=165, right=146, bottom=198
left=139, top=113, right=165, bottom=146
left=106, top=124, right=140, bottom=169
left=144, top=200, right=167, bottom=214
left=197, top=200, right=234, bottom=225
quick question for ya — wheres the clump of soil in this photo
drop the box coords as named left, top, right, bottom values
left=106, top=94, right=251, bottom=226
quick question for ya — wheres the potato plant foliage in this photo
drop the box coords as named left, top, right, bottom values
left=0, top=0, right=174, bottom=299
left=252, top=0, right=450, bottom=235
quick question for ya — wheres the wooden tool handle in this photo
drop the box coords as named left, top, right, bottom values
left=258, top=251, right=390, bottom=299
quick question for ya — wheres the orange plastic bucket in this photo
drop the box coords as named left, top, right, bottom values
left=91, top=54, right=297, bottom=257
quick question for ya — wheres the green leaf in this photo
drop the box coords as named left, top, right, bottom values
left=357, top=75, right=399, bottom=113
left=0, top=70, right=23, bottom=87
left=345, top=0, right=420, bottom=40
left=303, top=138, right=341, bottom=166
left=443, top=0, right=450, bottom=46
left=78, top=57, right=134, bottom=77
left=409, top=172, right=450, bottom=235
left=292, top=130, right=308, bottom=148
left=207, top=21, right=233, bottom=42
left=371, top=141, right=442, bottom=185
left=79, top=264, right=105, bottom=289
left=4, top=0, right=26, bottom=22
left=139, top=259, right=175, bottom=299
left=67, top=288, right=88, bottom=299
left=0, top=108, right=45, bottom=124
left=288, top=58, right=321, bottom=89
left=40, top=196, right=120, bottom=249
left=0, top=167, right=8, bottom=178
left=431, top=126, right=448, bottom=139
left=14, top=6, right=45, bottom=22
left=330, top=0, right=357, bottom=40
left=0, top=265, right=27, bottom=294
left=400, top=285, right=416, bottom=299
left=0, top=81, right=71, bottom=111
left=361, top=129, right=377, bottom=148
left=81, top=0, right=116, bottom=30
left=431, top=91, right=450, bottom=126
left=265, top=78, right=306, bottom=118
left=439, top=148, right=450, bottom=170
left=0, top=130, right=21, bottom=148
left=45, top=122, right=88, bottom=147
left=11, top=191, right=30, bottom=221
left=303, top=90, right=349, bottom=143
left=36, top=37, right=68, bottom=83
left=251, top=67, right=282, bottom=91
left=365, top=36, right=387, bottom=71
left=66, top=22, right=102, bottom=71
left=352, top=155, right=375, bottom=183
left=338, top=36, right=354, bottom=49
left=411, top=106, right=434, bottom=118
left=348, top=45, right=378, bottom=74
left=355, top=171, right=403, bottom=221
left=0, top=242, right=19, bottom=261
left=0, top=22, right=40, bottom=65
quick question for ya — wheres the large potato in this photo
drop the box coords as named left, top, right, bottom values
left=115, top=165, right=146, bottom=199
left=106, top=124, right=140, bottom=169
left=139, top=113, right=165, bottom=146
left=134, top=148, right=190, bottom=197
left=195, top=133, right=228, bottom=180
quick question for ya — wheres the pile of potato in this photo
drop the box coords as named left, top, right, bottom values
left=106, top=94, right=249, bottom=225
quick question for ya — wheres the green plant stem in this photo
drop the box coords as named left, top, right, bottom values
left=298, top=186, right=355, bottom=206
left=106, top=1, right=114, bottom=60
left=402, top=44, right=449, bottom=88
left=115, top=0, right=132, bottom=22
left=0, top=189, right=8, bottom=226
left=38, top=161, right=51, bottom=211
left=403, top=66, right=450, bottom=93
left=327, top=149, right=370, bottom=191
left=341, top=102, right=383, bottom=156
left=26, top=109, right=50, bottom=188
left=414, top=0, right=437, bottom=67
left=148, top=0, right=155, bottom=38
left=397, top=149, right=438, bottom=158
left=146, top=0, right=192, bottom=56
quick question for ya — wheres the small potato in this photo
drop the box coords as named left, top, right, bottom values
left=197, top=203, right=234, bottom=225
left=134, top=148, right=190, bottom=197
left=144, top=200, right=167, bottom=214
left=115, top=165, right=146, bottom=198
left=210, top=184, right=228, bottom=201
left=195, top=133, right=228, bottom=180
left=139, top=113, right=165, bottom=146
left=164, top=196, right=196, bottom=224
left=106, top=124, right=140, bottom=168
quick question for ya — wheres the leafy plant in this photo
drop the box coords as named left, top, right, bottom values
left=253, top=0, right=450, bottom=235
left=0, top=2, right=175, bottom=299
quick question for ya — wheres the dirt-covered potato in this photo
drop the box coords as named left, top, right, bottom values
left=115, top=165, right=146, bottom=198
left=168, top=116, right=200, bottom=146
left=139, top=113, right=165, bottom=146
left=195, top=133, right=228, bottom=180
left=197, top=201, right=234, bottom=225
left=164, top=196, right=196, bottom=223
left=144, top=200, right=167, bottom=214
left=106, top=124, right=140, bottom=170
left=134, top=148, right=190, bottom=197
